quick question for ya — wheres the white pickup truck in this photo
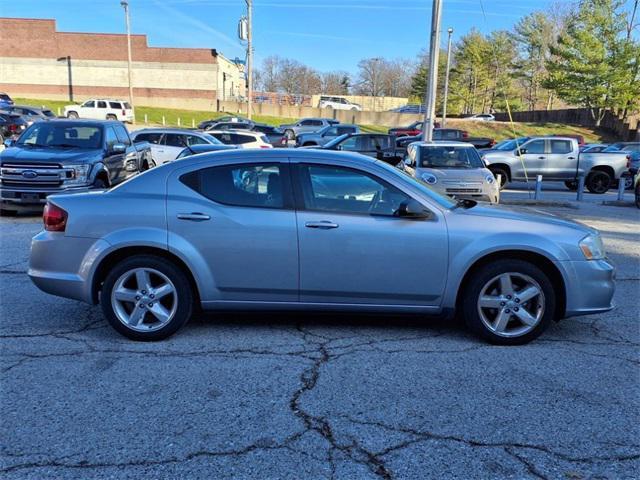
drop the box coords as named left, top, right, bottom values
left=481, top=137, right=631, bottom=193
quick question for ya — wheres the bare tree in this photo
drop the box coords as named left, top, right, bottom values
left=260, top=55, right=281, bottom=92
left=321, top=71, right=350, bottom=95
left=354, top=57, right=386, bottom=97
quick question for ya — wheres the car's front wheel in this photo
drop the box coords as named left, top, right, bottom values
left=462, top=259, right=555, bottom=345
left=489, top=167, right=509, bottom=190
left=101, top=255, right=194, bottom=341
left=284, top=129, right=295, bottom=141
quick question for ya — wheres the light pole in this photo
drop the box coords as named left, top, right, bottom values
left=442, top=27, right=453, bottom=128
left=246, top=0, right=253, bottom=119
left=57, top=56, right=73, bottom=102
left=422, top=0, right=442, bottom=141
left=120, top=0, right=134, bottom=120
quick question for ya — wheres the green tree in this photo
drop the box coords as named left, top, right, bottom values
left=546, top=0, right=639, bottom=125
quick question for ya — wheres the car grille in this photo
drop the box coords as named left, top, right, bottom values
left=0, top=162, right=68, bottom=189
left=446, top=188, right=482, bottom=194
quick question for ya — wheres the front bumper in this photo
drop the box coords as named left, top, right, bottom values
left=562, top=258, right=616, bottom=317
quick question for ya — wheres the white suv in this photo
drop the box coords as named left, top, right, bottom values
left=318, top=96, right=362, bottom=111
left=64, top=99, right=134, bottom=123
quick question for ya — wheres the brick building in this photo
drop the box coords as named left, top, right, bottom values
left=0, top=18, right=246, bottom=110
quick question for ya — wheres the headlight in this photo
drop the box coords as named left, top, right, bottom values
left=579, top=233, right=605, bottom=260
left=485, top=174, right=495, bottom=184
left=64, top=164, right=90, bottom=185
left=421, top=173, right=438, bottom=185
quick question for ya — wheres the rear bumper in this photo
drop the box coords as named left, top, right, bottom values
left=562, top=258, right=616, bottom=317
left=0, top=185, right=90, bottom=207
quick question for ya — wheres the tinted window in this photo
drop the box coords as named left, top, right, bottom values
left=135, top=132, right=163, bottom=144
left=123, top=102, right=132, bottom=109
left=186, top=135, right=208, bottom=146
left=97, top=101, right=107, bottom=108
left=323, top=127, right=338, bottom=136
left=524, top=140, right=545, bottom=154
left=550, top=140, right=572, bottom=154
left=181, top=164, right=285, bottom=209
left=210, top=132, right=233, bottom=144
left=82, top=101, right=95, bottom=108
left=17, top=123, right=102, bottom=148
left=300, top=120, right=314, bottom=126
left=419, top=146, right=484, bottom=168
left=337, top=126, right=356, bottom=135
left=109, top=102, right=122, bottom=109
left=164, top=134, right=187, bottom=147
left=311, top=120, right=324, bottom=126
left=105, top=127, right=118, bottom=148
left=114, top=124, right=131, bottom=145
left=299, top=165, right=411, bottom=216
left=235, top=134, right=255, bottom=144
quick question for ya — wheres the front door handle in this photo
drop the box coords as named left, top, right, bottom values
left=305, top=221, right=339, bottom=229
left=538, top=156, right=545, bottom=160
left=567, top=156, right=576, bottom=160
left=177, top=212, right=211, bottom=221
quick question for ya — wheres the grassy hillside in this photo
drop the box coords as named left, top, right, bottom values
left=15, top=97, right=614, bottom=143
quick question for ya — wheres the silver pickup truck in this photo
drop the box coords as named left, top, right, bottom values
left=481, top=137, right=631, bottom=193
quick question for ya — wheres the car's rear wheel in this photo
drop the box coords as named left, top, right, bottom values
left=564, top=180, right=578, bottom=191
left=67, top=111, right=79, bottom=119
left=101, top=255, right=193, bottom=341
left=462, top=259, right=555, bottom=345
left=489, top=167, right=509, bottom=190
left=586, top=170, right=611, bottom=194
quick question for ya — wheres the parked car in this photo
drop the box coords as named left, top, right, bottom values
left=389, top=104, right=426, bottom=114
left=130, top=128, right=224, bottom=165
left=466, top=113, right=495, bottom=122
left=197, top=116, right=248, bottom=130
left=388, top=121, right=425, bottom=137
left=401, top=141, right=500, bottom=204
left=0, top=119, right=151, bottom=213
left=279, top=118, right=339, bottom=140
left=481, top=137, right=631, bottom=193
left=0, top=92, right=14, bottom=109
left=604, top=143, right=640, bottom=188
left=206, top=129, right=273, bottom=149
left=204, top=121, right=253, bottom=131
left=317, top=96, right=362, bottom=111
left=395, top=129, right=495, bottom=155
left=0, top=111, right=29, bottom=144
left=29, top=148, right=615, bottom=345
left=309, top=133, right=400, bottom=164
left=175, top=143, right=238, bottom=159
left=6, top=105, right=56, bottom=125
left=250, top=123, right=287, bottom=147
left=295, top=124, right=359, bottom=147
left=64, top=99, right=134, bottom=123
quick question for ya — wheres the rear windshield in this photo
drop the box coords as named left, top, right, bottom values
left=419, top=146, right=484, bottom=169
left=17, top=123, right=102, bottom=149
left=0, top=94, right=11, bottom=100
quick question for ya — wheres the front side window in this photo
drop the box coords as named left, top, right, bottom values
left=186, top=135, right=208, bottom=146
left=524, top=140, right=545, bottom=154
left=323, top=127, right=338, bottom=137
left=82, top=101, right=95, bottom=108
left=105, top=127, right=118, bottom=148
left=337, top=136, right=359, bottom=151
left=550, top=140, right=572, bottom=154
left=337, top=126, right=356, bottom=135
left=114, top=124, right=131, bottom=145
left=300, top=120, right=314, bottom=126
left=311, top=120, right=324, bottom=127
left=211, top=132, right=233, bottom=144
left=181, top=163, right=286, bottom=209
left=299, top=164, right=411, bottom=217
left=164, top=134, right=187, bottom=147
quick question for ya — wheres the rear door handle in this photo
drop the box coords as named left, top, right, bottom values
left=538, top=156, right=545, bottom=160
left=305, top=221, right=339, bottom=229
left=177, top=212, right=211, bottom=221
left=567, top=156, right=576, bottom=160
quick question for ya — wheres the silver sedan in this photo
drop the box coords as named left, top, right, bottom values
left=29, top=149, right=615, bottom=344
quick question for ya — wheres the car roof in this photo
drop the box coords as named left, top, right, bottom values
left=412, top=141, right=474, bottom=148
left=207, top=129, right=262, bottom=136
left=132, top=128, right=209, bottom=135
left=45, top=118, right=120, bottom=126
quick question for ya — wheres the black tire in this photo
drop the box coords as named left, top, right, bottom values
left=67, top=111, right=79, bottom=119
left=586, top=170, right=612, bottom=194
left=106, top=114, right=117, bottom=121
left=302, top=142, right=317, bottom=147
left=489, top=167, right=509, bottom=190
left=101, top=255, right=194, bottom=341
left=635, top=183, right=640, bottom=209
left=285, top=129, right=295, bottom=141
left=564, top=180, right=578, bottom=191
left=623, top=175, right=634, bottom=191
left=93, top=177, right=108, bottom=189
left=461, top=259, right=556, bottom=345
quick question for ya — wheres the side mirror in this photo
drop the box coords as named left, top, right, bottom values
left=516, top=147, right=526, bottom=155
left=4, top=138, right=15, bottom=148
left=396, top=199, right=430, bottom=219
left=111, top=143, right=126, bottom=154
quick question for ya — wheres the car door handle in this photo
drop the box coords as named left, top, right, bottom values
left=305, top=221, right=339, bottom=229
left=538, top=156, right=545, bottom=160
left=177, top=212, right=211, bottom=221
left=567, top=156, right=576, bottom=160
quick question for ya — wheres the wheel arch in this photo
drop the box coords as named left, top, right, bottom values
left=91, top=246, right=201, bottom=308
left=588, top=164, right=615, bottom=179
left=454, top=249, right=566, bottom=320
left=488, top=163, right=511, bottom=180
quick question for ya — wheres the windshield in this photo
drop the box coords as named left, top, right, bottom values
left=324, top=133, right=350, bottom=149
left=17, top=123, right=102, bottom=148
left=419, top=145, right=484, bottom=168
left=375, top=160, right=457, bottom=209
left=495, top=137, right=529, bottom=151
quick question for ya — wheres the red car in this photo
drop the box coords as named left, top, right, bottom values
left=388, top=120, right=440, bottom=137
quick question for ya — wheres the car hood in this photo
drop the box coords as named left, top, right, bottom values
left=416, top=167, right=492, bottom=181
left=459, top=202, right=594, bottom=235
left=0, top=146, right=101, bottom=164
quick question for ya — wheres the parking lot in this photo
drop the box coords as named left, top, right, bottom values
left=1, top=183, right=638, bottom=479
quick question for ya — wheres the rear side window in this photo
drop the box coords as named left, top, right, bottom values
left=123, top=102, right=132, bottom=109
left=235, top=134, right=255, bottom=144
left=164, top=134, right=187, bottom=147
left=180, top=163, right=287, bottom=209
left=550, top=140, right=572, bottom=154
left=109, top=102, right=122, bottom=109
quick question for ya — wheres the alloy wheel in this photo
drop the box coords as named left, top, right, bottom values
left=111, top=267, right=178, bottom=332
left=477, top=272, right=545, bottom=338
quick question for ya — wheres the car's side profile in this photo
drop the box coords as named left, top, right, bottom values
left=29, top=150, right=615, bottom=344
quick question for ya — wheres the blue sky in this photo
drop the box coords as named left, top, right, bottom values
left=0, top=0, right=629, bottom=73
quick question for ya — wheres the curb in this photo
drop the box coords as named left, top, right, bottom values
left=500, top=200, right=579, bottom=209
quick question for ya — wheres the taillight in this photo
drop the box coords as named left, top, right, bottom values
left=260, top=145, right=270, bottom=149
left=122, top=109, right=126, bottom=116
left=43, top=203, right=67, bottom=232
left=8, top=124, right=17, bottom=132
left=462, top=130, right=469, bottom=139
left=626, top=155, right=631, bottom=169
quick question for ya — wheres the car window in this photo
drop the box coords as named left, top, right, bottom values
left=338, top=136, right=359, bottom=151
left=234, top=134, right=255, bottom=144
left=105, top=127, right=118, bottom=148
left=370, top=136, right=392, bottom=150
left=164, top=133, right=187, bottom=147
left=524, top=140, right=545, bottom=154
left=300, top=120, right=314, bottom=126
left=299, top=164, right=411, bottom=217
left=135, top=132, right=163, bottom=144
left=311, top=120, right=324, bottom=127
left=622, top=144, right=640, bottom=152
left=82, top=101, right=95, bottom=108
left=550, top=140, right=572, bottom=154
left=181, top=163, right=286, bottom=209
left=419, top=146, right=484, bottom=168
left=114, top=124, right=131, bottom=145
left=42, top=110, right=56, bottom=118
left=337, top=126, right=356, bottom=135
left=323, top=127, right=338, bottom=136
left=97, top=101, right=107, bottom=108
left=109, top=102, right=122, bottom=109
left=211, top=132, right=233, bottom=144
left=185, top=135, right=208, bottom=146
left=17, top=123, right=103, bottom=148
left=123, top=102, right=132, bottom=109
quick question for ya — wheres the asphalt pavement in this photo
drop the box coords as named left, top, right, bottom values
left=1, top=185, right=639, bottom=479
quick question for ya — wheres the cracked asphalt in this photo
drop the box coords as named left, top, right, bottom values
left=1, top=185, right=639, bottom=479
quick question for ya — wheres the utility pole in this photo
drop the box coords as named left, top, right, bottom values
left=422, top=0, right=442, bottom=142
left=442, top=27, right=453, bottom=128
left=121, top=0, right=135, bottom=120
left=246, top=0, right=253, bottom=119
